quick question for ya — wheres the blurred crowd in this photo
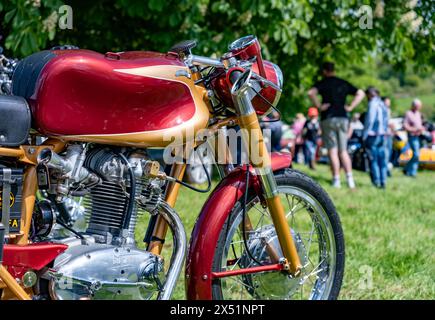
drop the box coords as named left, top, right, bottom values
left=263, top=62, right=434, bottom=190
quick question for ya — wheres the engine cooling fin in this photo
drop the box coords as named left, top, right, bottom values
left=83, top=181, right=128, bottom=237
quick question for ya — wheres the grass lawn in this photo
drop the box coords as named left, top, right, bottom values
left=293, top=163, right=434, bottom=299
left=135, top=164, right=435, bottom=300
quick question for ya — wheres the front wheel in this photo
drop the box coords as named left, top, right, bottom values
left=211, top=169, right=345, bottom=300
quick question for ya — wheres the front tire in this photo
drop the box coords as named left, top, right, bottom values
left=211, top=169, right=345, bottom=300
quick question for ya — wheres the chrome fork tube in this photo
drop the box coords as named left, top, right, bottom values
left=231, top=74, right=302, bottom=274
left=232, top=83, right=278, bottom=196
left=157, top=201, right=187, bottom=300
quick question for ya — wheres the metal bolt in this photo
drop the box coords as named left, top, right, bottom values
left=28, top=147, right=36, bottom=154
left=22, top=270, right=38, bottom=288
left=202, top=275, right=208, bottom=280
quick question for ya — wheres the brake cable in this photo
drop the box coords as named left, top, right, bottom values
left=171, top=148, right=212, bottom=193
left=251, top=85, right=282, bottom=123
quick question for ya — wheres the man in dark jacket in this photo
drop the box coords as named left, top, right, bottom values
left=308, top=62, right=365, bottom=189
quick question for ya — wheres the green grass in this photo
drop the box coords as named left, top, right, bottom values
left=135, top=164, right=435, bottom=300
left=293, top=164, right=435, bottom=299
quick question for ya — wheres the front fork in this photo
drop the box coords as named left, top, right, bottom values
left=232, top=79, right=302, bottom=275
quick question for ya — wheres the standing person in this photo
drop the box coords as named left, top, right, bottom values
left=303, top=107, right=321, bottom=170
left=348, top=112, right=364, bottom=139
left=292, top=113, right=306, bottom=163
left=308, top=62, right=365, bottom=188
left=382, top=96, right=394, bottom=176
left=363, top=87, right=389, bottom=188
left=264, top=110, right=283, bottom=152
left=403, top=99, right=424, bottom=177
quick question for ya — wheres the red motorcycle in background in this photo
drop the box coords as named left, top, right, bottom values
left=0, top=35, right=344, bottom=300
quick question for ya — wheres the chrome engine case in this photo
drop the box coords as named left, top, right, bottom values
left=48, top=242, right=164, bottom=300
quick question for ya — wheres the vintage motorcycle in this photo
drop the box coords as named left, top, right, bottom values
left=0, top=35, right=344, bottom=300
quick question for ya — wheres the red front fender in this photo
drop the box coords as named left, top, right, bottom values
left=185, top=152, right=292, bottom=299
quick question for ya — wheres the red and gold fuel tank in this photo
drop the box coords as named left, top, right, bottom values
left=16, top=49, right=209, bottom=147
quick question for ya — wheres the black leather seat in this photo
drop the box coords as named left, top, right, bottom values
left=0, top=95, right=31, bottom=146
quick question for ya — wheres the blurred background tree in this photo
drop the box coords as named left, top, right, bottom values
left=0, top=0, right=434, bottom=120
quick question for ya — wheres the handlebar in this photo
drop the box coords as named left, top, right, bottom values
left=190, top=55, right=223, bottom=68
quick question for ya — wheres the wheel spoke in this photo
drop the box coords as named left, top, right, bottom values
left=286, top=201, right=305, bottom=219
left=305, top=221, right=316, bottom=254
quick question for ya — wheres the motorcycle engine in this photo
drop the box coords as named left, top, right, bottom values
left=49, top=243, right=164, bottom=300
left=37, top=145, right=167, bottom=300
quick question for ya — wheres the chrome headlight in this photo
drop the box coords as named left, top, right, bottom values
left=270, top=62, right=283, bottom=108
left=271, top=62, right=283, bottom=90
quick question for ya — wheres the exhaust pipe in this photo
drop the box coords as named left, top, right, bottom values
left=157, top=201, right=187, bottom=300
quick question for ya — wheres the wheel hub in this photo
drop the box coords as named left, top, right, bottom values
left=239, top=224, right=308, bottom=299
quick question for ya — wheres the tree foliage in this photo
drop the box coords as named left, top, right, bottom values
left=1, top=0, right=433, bottom=120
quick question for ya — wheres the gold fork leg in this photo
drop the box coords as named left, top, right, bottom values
left=234, top=84, right=302, bottom=275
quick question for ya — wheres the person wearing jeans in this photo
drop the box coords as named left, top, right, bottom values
left=363, top=87, right=389, bottom=188
left=365, top=135, right=388, bottom=188
left=382, top=96, right=394, bottom=176
left=403, top=99, right=424, bottom=177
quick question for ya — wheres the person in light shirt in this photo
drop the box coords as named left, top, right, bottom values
left=363, top=87, right=389, bottom=188
left=403, top=99, right=424, bottom=177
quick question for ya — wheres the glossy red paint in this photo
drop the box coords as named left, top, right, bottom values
left=211, top=263, right=284, bottom=278
left=251, top=61, right=280, bottom=114
left=271, top=152, right=292, bottom=170
left=185, top=152, right=291, bottom=300
left=211, top=60, right=279, bottom=114
left=229, top=37, right=266, bottom=78
left=32, top=50, right=196, bottom=136
left=2, top=243, right=68, bottom=279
